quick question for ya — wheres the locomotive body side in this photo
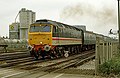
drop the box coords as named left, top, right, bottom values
left=52, top=22, right=83, bottom=46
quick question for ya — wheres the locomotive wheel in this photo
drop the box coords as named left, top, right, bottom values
left=33, top=51, right=39, bottom=60
left=58, top=50, right=63, bottom=57
left=49, top=51, right=55, bottom=59
left=50, top=51, right=58, bottom=59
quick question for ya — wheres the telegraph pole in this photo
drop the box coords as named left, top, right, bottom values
left=117, top=0, right=120, bottom=51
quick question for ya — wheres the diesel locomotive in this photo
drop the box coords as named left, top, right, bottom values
left=28, top=19, right=90, bottom=59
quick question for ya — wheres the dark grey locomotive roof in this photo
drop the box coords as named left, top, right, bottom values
left=34, top=19, right=83, bottom=32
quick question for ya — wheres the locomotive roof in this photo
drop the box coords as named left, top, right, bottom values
left=35, top=19, right=83, bottom=31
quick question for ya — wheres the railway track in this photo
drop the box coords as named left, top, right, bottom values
left=0, top=51, right=31, bottom=67
left=12, top=50, right=94, bottom=70
left=36, top=51, right=95, bottom=78
left=0, top=57, right=34, bottom=68
left=0, top=51, right=94, bottom=78
left=1, top=50, right=95, bottom=78
left=0, top=51, right=30, bottom=61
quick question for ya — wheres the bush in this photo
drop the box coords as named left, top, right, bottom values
left=99, top=57, right=120, bottom=75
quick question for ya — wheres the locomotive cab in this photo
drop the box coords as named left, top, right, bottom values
left=28, top=21, right=53, bottom=59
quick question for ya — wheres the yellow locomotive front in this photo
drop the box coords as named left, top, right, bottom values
left=28, top=21, right=53, bottom=59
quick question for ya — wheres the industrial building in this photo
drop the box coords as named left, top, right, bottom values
left=9, top=8, right=36, bottom=39
left=9, top=22, right=20, bottom=39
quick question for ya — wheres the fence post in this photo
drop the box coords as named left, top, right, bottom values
left=99, top=38, right=104, bottom=64
left=95, top=37, right=100, bottom=75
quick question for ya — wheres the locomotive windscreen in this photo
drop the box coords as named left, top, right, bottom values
left=30, top=25, right=51, bottom=32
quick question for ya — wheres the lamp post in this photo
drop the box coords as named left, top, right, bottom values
left=117, top=0, right=120, bottom=51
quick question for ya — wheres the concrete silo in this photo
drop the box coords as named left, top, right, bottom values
left=19, top=8, right=36, bottom=39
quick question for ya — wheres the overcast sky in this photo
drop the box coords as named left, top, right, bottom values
left=0, top=0, right=118, bottom=37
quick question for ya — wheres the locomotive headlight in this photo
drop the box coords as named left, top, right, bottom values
left=40, top=42, right=43, bottom=44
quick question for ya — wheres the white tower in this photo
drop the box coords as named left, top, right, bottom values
left=19, top=8, right=35, bottom=39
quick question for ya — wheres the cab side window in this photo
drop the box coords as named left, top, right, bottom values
left=53, top=26, right=57, bottom=37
